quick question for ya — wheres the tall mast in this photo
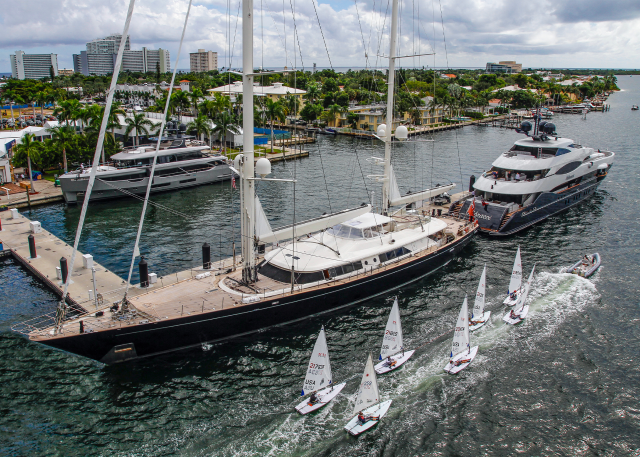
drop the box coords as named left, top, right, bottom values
left=381, top=0, right=399, bottom=215
left=241, top=0, right=256, bottom=283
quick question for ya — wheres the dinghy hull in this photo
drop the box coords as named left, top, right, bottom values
left=503, top=305, right=529, bottom=325
left=34, top=229, right=475, bottom=364
left=469, top=311, right=491, bottom=331
left=444, top=346, right=478, bottom=374
left=295, top=382, right=346, bottom=414
left=344, top=400, right=393, bottom=436
left=374, top=350, right=415, bottom=374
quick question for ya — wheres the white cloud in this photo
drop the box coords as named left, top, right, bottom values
left=1, top=0, right=639, bottom=73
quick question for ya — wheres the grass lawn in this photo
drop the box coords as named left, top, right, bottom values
left=42, top=170, right=63, bottom=182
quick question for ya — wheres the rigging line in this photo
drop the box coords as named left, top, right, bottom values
left=230, top=0, right=242, bottom=69
left=437, top=0, right=449, bottom=69
left=123, top=0, right=194, bottom=300
left=353, top=0, right=371, bottom=68
left=95, top=178, right=190, bottom=219
left=289, top=0, right=305, bottom=69
left=310, top=0, right=333, bottom=69
left=54, top=0, right=137, bottom=331
left=283, top=0, right=287, bottom=68
left=315, top=140, right=333, bottom=213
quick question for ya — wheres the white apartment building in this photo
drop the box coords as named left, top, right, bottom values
left=10, top=51, right=58, bottom=80
left=190, top=49, right=218, bottom=72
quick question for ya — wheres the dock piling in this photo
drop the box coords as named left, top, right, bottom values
left=202, top=242, right=211, bottom=269
left=139, top=256, right=149, bottom=288
left=60, top=257, right=68, bottom=283
left=28, top=234, right=36, bottom=259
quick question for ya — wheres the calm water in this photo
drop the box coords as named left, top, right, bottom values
left=1, top=76, right=639, bottom=456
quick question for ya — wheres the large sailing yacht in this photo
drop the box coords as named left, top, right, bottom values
left=449, top=120, right=614, bottom=236
left=17, top=0, right=477, bottom=364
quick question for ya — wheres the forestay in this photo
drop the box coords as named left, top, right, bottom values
left=301, top=326, right=333, bottom=396
left=380, top=298, right=403, bottom=359
left=353, top=354, right=380, bottom=416
left=472, top=265, right=487, bottom=319
left=451, top=296, right=470, bottom=359
left=256, top=199, right=372, bottom=244
left=508, top=247, right=523, bottom=293
left=388, top=166, right=455, bottom=207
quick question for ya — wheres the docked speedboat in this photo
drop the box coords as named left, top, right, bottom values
left=58, top=137, right=234, bottom=203
left=450, top=119, right=614, bottom=236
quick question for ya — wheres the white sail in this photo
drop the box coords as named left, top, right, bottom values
left=516, top=265, right=536, bottom=313
left=508, top=247, right=522, bottom=294
left=254, top=196, right=274, bottom=242
left=450, top=296, right=470, bottom=358
left=472, top=265, right=486, bottom=319
left=389, top=165, right=402, bottom=203
left=379, top=298, right=403, bottom=359
left=353, top=354, right=380, bottom=416
left=301, top=326, right=332, bottom=396
left=257, top=204, right=372, bottom=244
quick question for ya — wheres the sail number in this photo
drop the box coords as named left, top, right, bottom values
left=317, top=352, right=326, bottom=358
left=309, top=363, right=325, bottom=369
left=513, top=270, right=521, bottom=276
left=455, top=326, right=464, bottom=331
left=476, top=292, right=484, bottom=299
left=385, top=330, right=398, bottom=336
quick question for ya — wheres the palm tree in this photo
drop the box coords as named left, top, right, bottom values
left=171, top=91, right=191, bottom=119
left=322, top=103, right=346, bottom=127
left=188, top=88, right=204, bottom=117
left=50, top=125, right=75, bottom=172
left=210, top=111, right=241, bottom=154
left=186, top=115, right=212, bottom=144
left=283, top=93, right=299, bottom=119
left=35, top=89, right=50, bottom=117
left=14, top=133, right=39, bottom=192
left=304, top=83, right=320, bottom=105
left=53, top=99, right=81, bottom=130
left=124, top=113, right=154, bottom=147
left=264, top=99, right=287, bottom=154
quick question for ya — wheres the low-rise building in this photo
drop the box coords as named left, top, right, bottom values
left=10, top=51, right=58, bottom=80
left=208, top=81, right=306, bottom=106
left=486, top=61, right=522, bottom=74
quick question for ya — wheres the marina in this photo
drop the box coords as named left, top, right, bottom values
left=0, top=76, right=637, bottom=456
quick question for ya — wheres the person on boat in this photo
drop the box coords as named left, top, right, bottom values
left=357, top=411, right=379, bottom=424
left=384, top=355, right=397, bottom=368
left=515, top=172, right=522, bottom=181
left=309, top=392, right=319, bottom=405
left=509, top=309, right=518, bottom=320
left=509, top=290, right=517, bottom=300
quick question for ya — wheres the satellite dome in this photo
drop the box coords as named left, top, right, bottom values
left=377, top=124, right=387, bottom=138
left=233, top=153, right=244, bottom=170
left=544, top=123, right=556, bottom=134
left=538, top=120, right=548, bottom=132
left=520, top=121, right=532, bottom=132
left=395, top=125, right=409, bottom=140
left=255, top=157, right=271, bottom=177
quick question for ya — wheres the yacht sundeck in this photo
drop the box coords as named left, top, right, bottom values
left=59, top=137, right=234, bottom=203
left=449, top=119, right=614, bottom=236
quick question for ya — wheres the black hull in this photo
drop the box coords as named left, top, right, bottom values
left=466, top=174, right=607, bottom=237
left=36, top=230, right=475, bottom=364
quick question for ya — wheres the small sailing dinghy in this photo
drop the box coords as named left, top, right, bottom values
left=374, top=298, right=415, bottom=374
left=469, top=265, right=491, bottom=331
left=503, top=265, right=536, bottom=325
left=562, top=253, right=601, bottom=278
left=344, top=354, right=392, bottom=436
left=295, top=326, right=346, bottom=415
left=444, top=296, right=479, bottom=374
left=503, top=246, right=523, bottom=306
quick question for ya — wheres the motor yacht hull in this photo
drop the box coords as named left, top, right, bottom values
left=60, top=164, right=234, bottom=204
left=460, top=174, right=608, bottom=237
left=32, top=229, right=475, bottom=364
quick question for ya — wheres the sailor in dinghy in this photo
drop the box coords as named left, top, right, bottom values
left=444, top=296, right=479, bottom=374
left=295, top=326, right=346, bottom=415
left=503, top=265, right=536, bottom=325
left=469, top=264, right=491, bottom=331
left=504, top=247, right=523, bottom=306
left=344, top=354, right=393, bottom=436
left=374, top=297, right=416, bottom=374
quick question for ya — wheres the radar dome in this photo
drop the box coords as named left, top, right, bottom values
left=520, top=121, right=532, bottom=132
left=255, top=157, right=271, bottom=177
left=377, top=124, right=387, bottom=138
left=395, top=125, right=408, bottom=140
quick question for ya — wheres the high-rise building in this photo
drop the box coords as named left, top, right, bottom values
left=190, top=49, right=217, bottom=73
left=486, top=61, right=522, bottom=74
left=10, top=51, right=58, bottom=80
left=74, top=35, right=169, bottom=76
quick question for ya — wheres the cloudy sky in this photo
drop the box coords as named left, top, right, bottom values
left=2, top=0, right=639, bottom=74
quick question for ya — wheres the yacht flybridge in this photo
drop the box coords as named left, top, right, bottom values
left=17, top=0, right=477, bottom=364
left=449, top=119, right=614, bottom=236
left=59, top=137, right=233, bottom=203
